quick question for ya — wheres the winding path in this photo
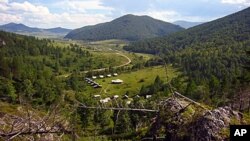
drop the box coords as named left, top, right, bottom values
left=59, top=51, right=131, bottom=78
left=113, top=52, right=131, bottom=68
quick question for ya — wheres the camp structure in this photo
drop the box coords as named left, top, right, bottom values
left=111, top=79, right=123, bottom=84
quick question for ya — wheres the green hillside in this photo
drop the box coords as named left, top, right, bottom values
left=0, top=31, right=129, bottom=105
left=65, top=14, right=184, bottom=41
left=124, top=7, right=250, bottom=105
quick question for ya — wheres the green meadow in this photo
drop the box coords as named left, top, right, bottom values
left=83, top=66, right=178, bottom=97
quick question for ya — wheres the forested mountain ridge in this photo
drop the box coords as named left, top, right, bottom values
left=0, top=23, right=41, bottom=32
left=124, top=7, right=250, bottom=105
left=125, top=7, right=250, bottom=54
left=0, top=23, right=72, bottom=36
left=65, top=14, right=184, bottom=41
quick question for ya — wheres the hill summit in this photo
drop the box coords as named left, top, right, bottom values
left=65, top=14, right=184, bottom=41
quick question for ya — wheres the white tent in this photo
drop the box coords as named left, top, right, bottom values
left=112, top=79, right=123, bottom=84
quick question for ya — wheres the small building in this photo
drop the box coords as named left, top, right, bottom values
left=100, top=97, right=111, bottom=103
left=146, top=95, right=152, bottom=99
left=93, top=95, right=101, bottom=98
left=85, top=78, right=92, bottom=82
left=100, top=99, right=108, bottom=104
left=122, top=94, right=129, bottom=99
left=92, top=76, right=97, bottom=79
left=113, top=73, right=118, bottom=76
left=134, top=95, right=140, bottom=98
left=126, top=100, right=131, bottom=105
left=112, top=95, right=119, bottom=99
left=99, top=75, right=104, bottom=78
left=105, top=97, right=111, bottom=101
left=93, top=85, right=102, bottom=88
left=107, top=74, right=112, bottom=77
left=111, top=79, right=123, bottom=84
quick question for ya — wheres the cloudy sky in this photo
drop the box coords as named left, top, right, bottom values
left=0, top=0, right=249, bottom=29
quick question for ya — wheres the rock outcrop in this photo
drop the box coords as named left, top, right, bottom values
left=191, top=106, right=241, bottom=141
left=149, top=98, right=243, bottom=141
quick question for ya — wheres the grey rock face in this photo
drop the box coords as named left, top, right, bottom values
left=150, top=98, right=242, bottom=141
left=191, top=106, right=241, bottom=141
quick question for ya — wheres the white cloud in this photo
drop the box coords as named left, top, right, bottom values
left=221, top=0, right=250, bottom=6
left=0, top=0, right=112, bottom=28
left=141, top=10, right=180, bottom=22
left=54, top=0, right=114, bottom=13
left=131, top=9, right=214, bottom=22
left=0, top=3, right=8, bottom=11
left=0, top=0, right=8, bottom=3
left=10, top=1, right=50, bottom=14
left=0, top=13, right=22, bottom=23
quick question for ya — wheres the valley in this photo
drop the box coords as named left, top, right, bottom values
left=0, top=32, right=179, bottom=140
left=0, top=4, right=249, bottom=141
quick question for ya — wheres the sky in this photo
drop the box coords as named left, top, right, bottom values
left=0, top=0, right=249, bottom=29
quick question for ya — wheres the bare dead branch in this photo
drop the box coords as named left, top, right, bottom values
left=0, top=105, right=72, bottom=140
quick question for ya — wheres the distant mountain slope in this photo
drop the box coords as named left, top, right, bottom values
left=0, top=23, right=41, bottom=32
left=65, top=14, right=184, bottom=41
left=124, top=8, right=250, bottom=102
left=125, top=7, right=250, bottom=54
left=44, top=27, right=72, bottom=34
left=173, top=20, right=203, bottom=28
left=0, top=23, right=72, bottom=37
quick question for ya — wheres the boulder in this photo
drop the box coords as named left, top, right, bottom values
left=190, top=106, right=241, bottom=141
